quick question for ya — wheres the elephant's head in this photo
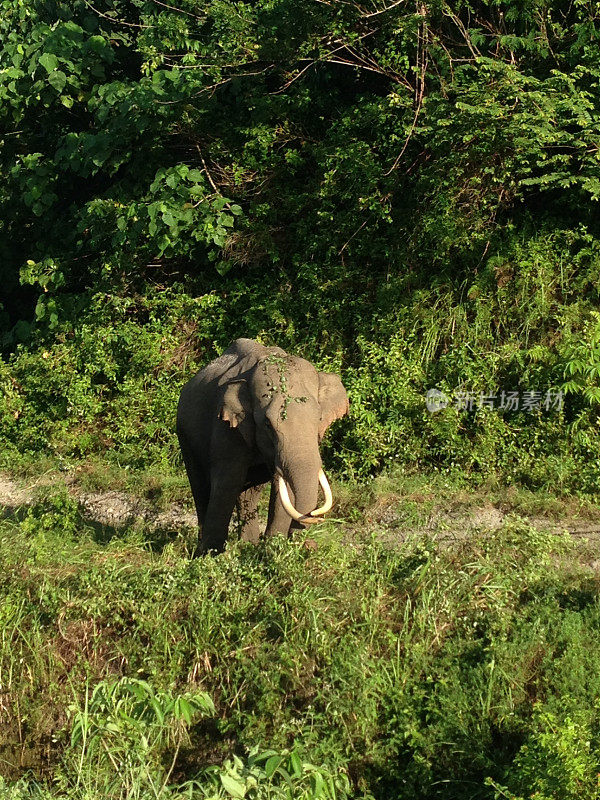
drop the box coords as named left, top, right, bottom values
left=218, top=353, right=348, bottom=524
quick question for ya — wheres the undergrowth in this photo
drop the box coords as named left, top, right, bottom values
left=1, top=493, right=600, bottom=798
left=2, top=239, right=600, bottom=498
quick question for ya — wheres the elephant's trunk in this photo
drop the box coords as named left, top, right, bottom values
left=278, top=469, right=333, bottom=525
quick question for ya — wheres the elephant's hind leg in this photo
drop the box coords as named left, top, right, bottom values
left=200, top=480, right=244, bottom=555
left=179, top=438, right=210, bottom=544
left=237, top=485, right=263, bottom=544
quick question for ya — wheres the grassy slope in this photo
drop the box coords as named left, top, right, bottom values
left=2, top=485, right=600, bottom=799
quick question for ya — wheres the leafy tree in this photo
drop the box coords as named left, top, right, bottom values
left=1, top=0, right=600, bottom=489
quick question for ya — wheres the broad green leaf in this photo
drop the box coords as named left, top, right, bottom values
left=265, top=755, right=283, bottom=777
left=215, top=259, right=232, bottom=275
left=174, top=696, right=193, bottom=724
left=39, top=52, right=58, bottom=73
left=219, top=774, right=246, bottom=798
left=289, top=751, right=303, bottom=777
left=47, top=70, right=66, bottom=92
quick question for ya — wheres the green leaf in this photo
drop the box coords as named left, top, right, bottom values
left=174, top=696, right=193, bottom=724
left=289, top=751, right=303, bottom=778
left=220, top=774, right=246, bottom=798
left=265, top=755, right=283, bottom=778
left=48, top=70, right=66, bottom=92
left=192, top=693, right=215, bottom=715
left=39, top=52, right=58, bottom=73
left=87, top=34, right=110, bottom=55
left=276, top=767, right=293, bottom=788
left=214, top=259, right=232, bottom=275
left=34, top=298, right=46, bottom=320
left=310, top=772, right=326, bottom=797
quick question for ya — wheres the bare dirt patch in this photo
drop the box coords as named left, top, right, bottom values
left=0, top=474, right=32, bottom=510
left=0, top=472, right=196, bottom=532
left=2, top=471, right=600, bottom=556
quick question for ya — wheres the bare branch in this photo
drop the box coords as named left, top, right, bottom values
left=82, top=0, right=153, bottom=28
left=148, top=0, right=206, bottom=21
left=384, top=96, right=423, bottom=175
left=362, top=0, right=407, bottom=19
left=442, top=4, right=482, bottom=60
left=338, top=218, right=369, bottom=254
left=196, top=145, right=219, bottom=194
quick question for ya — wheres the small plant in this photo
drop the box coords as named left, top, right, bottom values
left=58, top=677, right=349, bottom=800
left=488, top=707, right=600, bottom=800
left=62, top=677, right=215, bottom=798
left=195, top=748, right=351, bottom=799
left=561, top=311, right=600, bottom=404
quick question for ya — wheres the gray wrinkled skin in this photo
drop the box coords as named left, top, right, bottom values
left=177, top=338, right=349, bottom=554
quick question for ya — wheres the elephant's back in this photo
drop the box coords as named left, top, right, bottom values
left=178, top=338, right=288, bottom=410
left=198, top=338, right=287, bottom=383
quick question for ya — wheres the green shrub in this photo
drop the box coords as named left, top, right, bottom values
left=489, top=708, right=600, bottom=800
left=60, top=677, right=215, bottom=798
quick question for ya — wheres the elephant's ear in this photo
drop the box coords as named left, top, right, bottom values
left=317, top=372, right=349, bottom=441
left=218, top=380, right=254, bottom=447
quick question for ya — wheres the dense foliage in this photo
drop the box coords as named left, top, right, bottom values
left=2, top=0, right=600, bottom=487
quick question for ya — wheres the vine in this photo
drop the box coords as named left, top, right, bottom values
left=261, top=354, right=308, bottom=420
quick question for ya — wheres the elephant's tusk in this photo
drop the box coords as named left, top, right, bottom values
left=277, top=476, right=310, bottom=522
left=277, top=472, right=333, bottom=524
left=311, top=469, right=333, bottom=516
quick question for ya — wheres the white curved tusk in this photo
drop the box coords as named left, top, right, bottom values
left=310, top=469, right=333, bottom=516
left=277, top=472, right=333, bottom=524
left=277, top=475, right=306, bottom=522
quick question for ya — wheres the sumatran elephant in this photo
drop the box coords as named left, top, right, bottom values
left=177, top=338, right=349, bottom=554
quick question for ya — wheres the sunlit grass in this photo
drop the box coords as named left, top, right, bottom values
left=1, top=490, right=600, bottom=798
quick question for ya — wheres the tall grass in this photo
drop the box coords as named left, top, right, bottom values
left=1, top=492, right=600, bottom=798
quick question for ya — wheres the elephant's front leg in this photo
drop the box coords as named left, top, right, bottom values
left=264, top=479, right=293, bottom=538
left=237, top=486, right=263, bottom=544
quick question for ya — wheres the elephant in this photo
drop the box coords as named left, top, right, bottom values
left=176, top=338, right=349, bottom=554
